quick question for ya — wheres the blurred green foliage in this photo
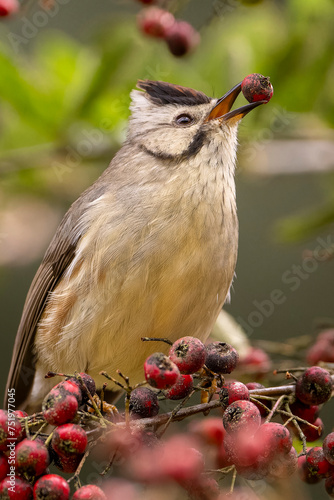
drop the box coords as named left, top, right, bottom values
left=0, top=0, right=333, bottom=237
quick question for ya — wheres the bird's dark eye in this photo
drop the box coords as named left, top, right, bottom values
left=175, top=113, right=194, bottom=126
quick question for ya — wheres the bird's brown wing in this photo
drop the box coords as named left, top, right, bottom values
left=4, top=212, right=80, bottom=409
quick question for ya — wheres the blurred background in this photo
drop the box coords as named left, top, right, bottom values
left=0, top=0, right=334, bottom=498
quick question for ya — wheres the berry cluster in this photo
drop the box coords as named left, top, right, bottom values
left=0, top=335, right=333, bottom=499
left=137, top=5, right=200, bottom=57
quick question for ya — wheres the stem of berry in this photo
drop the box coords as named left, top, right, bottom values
left=141, top=336, right=173, bottom=345
left=265, top=394, right=287, bottom=423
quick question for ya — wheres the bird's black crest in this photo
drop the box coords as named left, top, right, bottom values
left=137, top=80, right=211, bottom=106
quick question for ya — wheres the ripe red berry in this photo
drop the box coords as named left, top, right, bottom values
left=325, top=475, right=334, bottom=498
left=298, top=454, right=321, bottom=484
left=307, top=329, right=334, bottom=365
left=205, top=342, right=239, bottom=374
left=222, top=400, right=261, bottom=435
left=306, top=446, right=331, bottom=478
left=0, top=476, right=33, bottom=499
left=137, top=7, right=175, bottom=38
left=0, top=0, right=19, bottom=17
left=169, top=336, right=206, bottom=374
left=267, top=446, right=298, bottom=479
left=15, top=438, right=49, bottom=477
left=42, top=388, right=78, bottom=425
left=129, top=387, right=159, bottom=418
left=52, top=424, right=87, bottom=457
left=219, top=381, right=249, bottom=409
left=72, top=485, right=107, bottom=500
left=245, top=382, right=271, bottom=417
left=14, top=410, right=28, bottom=419
left=144, top=352, right=180, bottom=389
left=165, top=21, right=200, bottom=57
left=33, top=474, right=70, bottom=500
left=239, top=347, right=271, bottom=375
left=290, top=400, right=319, bottom=424
left=241, top=73, right=273, bottom=103
left=165, top=374, right=193, bottom=400
left=189, top=417, right=226, bottom=446
left=0, top=410, right=24, bottom=451
left=224, top=432, right=261, bottom=467
left=323, top=433, right=334, bottom=465
left=254, top=422, right=292, bottom=458
left=301, top=417, right=324, bottom=442
left=295, top=366, right=333, bottom=406
left=57, top=380, right=83, bottom=405
left=54, top=452, right=83, bottom=474
left=0, top=454, right=9, bottom=481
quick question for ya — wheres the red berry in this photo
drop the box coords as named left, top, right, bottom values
left=137, top=7, right=175, bottom=38
left=165, top=21, right=200, bottom=57
left=54, top=453, right=83, bottom=474
left=0, top=476, right=32, bottom=499
left=254, top=422, right=292, bottom=457
left=189, top=417, right=226, bottom=446
left=301, top=417, right=324, bottom=442
left=224, top=432, right=261, bottom=467
left=205, top=342, right=239, bottom=374
left=295, top=366, right=333, bottom=405
left=52, top=424, right=87, bottom=457
left=241, top=73, right=273, bottom=103
left=325, top=475, right=334, bottom=498
left=0, top=454, right=9, bottom=481
left=239, top=347, right=271, bottom=375
left=42, top=388, right=78, bottom=425
left=298, top=454, right=321, bottom=484
left=129, top=387, right=159, bottom=418
left=15, top=438, right=49, bottom=477
left=14, top=410, right=28, bottom=419
left=245, top=382, right=271, bottom=417
left=323, top=432, right=334, bottom=465
left=165, top=374, right=193, bottom=400
left=219, top=381, right=249, bottom=409
left=72, top=485, right=107, bottom=500
left=169, top=336, right=206, bottom=374
left=144, top=352, right=180, bottom=389
left=306, top=446, right=331, bottom=478
left=57, top=380, right=83, bottom=405
left=222, top=400, right=261, bottom=435
left=0, top=0, right=19, bottom=17
left=33, top=474, right=70, bottom=500
left=0, top=410, right=24, bottom=451
left=267, top=446, right=298, bottom=479
left=290, top=400, right=319, bottom=424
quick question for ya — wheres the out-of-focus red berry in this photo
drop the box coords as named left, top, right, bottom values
left=205, top=342, right=239, bottom=374
left=72, top=485, right=107, bottom=499
left=137, top=7, right=175, bottom=38
left=254, top=422, right=292, bottom=457
left=189, top=417, right=226, bottom=446
left=144, top=352, right=180, bottom=389
left=169, top=336, right=206, bottom=374
left=241, top=73, right=273, bottom=103
left=325, top=474, right=334, bottom=498
left=220, top=381, right=249, bottom=409
left=129, top=387, right=159, bottom=418
left=267, top=446, right=298, bottom=479
left=222, top=400, right=261, bottom=435
left=239, top=347, right=271, bottom=376
left=295, top=366, right=332, bottom=406
left=165, top=21, right=200, bottom=57
left=33, top=474, right=70, bottom=500
left=301, top=417, right=324, bottom=442
left=165, top=374, right=193, bottom=400
left=0, top=0, right=19, bottom=17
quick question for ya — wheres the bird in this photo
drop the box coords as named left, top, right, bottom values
left=4, top=79, right=266, bottom=412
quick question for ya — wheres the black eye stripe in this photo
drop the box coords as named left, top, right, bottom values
left=175, top=113, right=194, bottom=126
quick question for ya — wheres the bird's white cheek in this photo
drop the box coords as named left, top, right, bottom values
left=140, top=127, right=195, bottom=158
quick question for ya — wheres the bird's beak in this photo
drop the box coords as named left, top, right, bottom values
left=205, top=82, right=267, bottom=124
